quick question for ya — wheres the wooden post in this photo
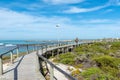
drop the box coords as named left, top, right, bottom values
left=33, top=45, right=35, bottom=51
left=57, top=49, right=59, bottom=59
left=51, top=50, right=54, bottom=57
left=64, top=48, right=66, bottom=53
left=47, top=45, right=49, bottom=48
left=37, top=45, right=38, bottom=51
left=10, top=51, right=13, bottom=64
left=36, top=52, right=40, bottom=72
left=50, top=65, right=54, bottom=80
left=62, top=48, right=64, bottom=53
left=35, top=45, right=37, bottom=51
left=65, top=48, right=67, bottom=53
left=34, top=45, right=36, bottom=50
left=73, top=45, right=75, bottom=49
left=36, top=46, right=39, bottom=53
left=53, top=44, right=55, bottom=47
left=66, top=47, right=69, bottom=52
left=45, top=52, right=47, bottom=58
left=0, top=55, right=3, bottom=75
left=16, top=48, right=19, bottom=58
left=41, top=47, right=43, bottom=54
left=39, top=58, right=44, bottom=76
left=59, top=43, right=61, bottom=46
left=26, top=45, right=29, bottom=54
left=45, top=45, right=47, bottom=52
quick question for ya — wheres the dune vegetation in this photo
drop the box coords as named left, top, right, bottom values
left=53, top=41, right=120, bottom=80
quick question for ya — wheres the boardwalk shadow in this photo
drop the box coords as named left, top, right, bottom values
left=4, top=56, right=24, bottom=80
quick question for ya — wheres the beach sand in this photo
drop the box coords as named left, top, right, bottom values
left=3, top=62, right=10, bottom=71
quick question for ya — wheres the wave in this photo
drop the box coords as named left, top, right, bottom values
left=5, top=44, right=16, bottom=47
left=0, top=43, right=4, bottom=45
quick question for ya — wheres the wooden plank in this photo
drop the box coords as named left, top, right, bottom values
left=2, top=52, right=45, bottom=80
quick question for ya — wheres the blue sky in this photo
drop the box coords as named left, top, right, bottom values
left=0, top=0, right=120, bottom=40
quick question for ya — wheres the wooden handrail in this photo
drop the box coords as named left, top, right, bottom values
left=0, top=43, right=67, bottom=75
left=37, top=53, right=77, bottom=80
left=0, top=42, right=81, bottom=76
left=0, top=47, right=17, bottom=56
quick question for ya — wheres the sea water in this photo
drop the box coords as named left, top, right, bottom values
left=0, top=40, right=47, bottom=54
left=0, top=40, right=69, bottom=55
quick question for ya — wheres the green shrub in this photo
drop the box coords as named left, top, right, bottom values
left=59, top=52, right=75, bottom=59
left=71, top=69, right=80, bottom=76
left=74, top=42, right=112, bottom=55
left=81, top=67, right=101, bottom=78
left=93, top=55, right=120, bottom=69
left=101, top=66, right=119, bottom=76
left=74, top=64, right=83, bottom=68
left=60, top=58, right=75, bottom=65
left=81, top=67, right=117, bottom=80
left=111, top=42, right=120, bottom=48
left=52, top=41, right=120, bottom=79
left=75, top=51, right=86, bottom=55
left=55, top=52, right=76, bottom=65
left=3, top=56, right=10, bottom=60
left=110, top=42, right=120, bottom=51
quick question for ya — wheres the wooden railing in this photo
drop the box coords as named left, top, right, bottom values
left=0, top=42, right=76, bottom=75
left=0, top=42, right=82, bottom=80
left=0, top=46, right=17, bottom=75
left=0, top=44, right=44, bottom=75
left=36, top=43, right=80, bottom=80
left=37, top=53, right=77, bottom=80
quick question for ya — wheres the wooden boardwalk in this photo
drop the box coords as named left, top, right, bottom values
left=0, top=44, right=77, bottom=80
left=0, top=52, right=45, bottom=80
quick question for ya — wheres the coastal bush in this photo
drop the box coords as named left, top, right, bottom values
left=93, top=42, right=106, bottom=46
left=93, top=55, right=120, bottom=79
left=59, top=52, right=75, bottom=59
left=81, top=67, right=101, bottom=78
left=74, top=46, right=88, bottom=53
left=55, top=52, right=76, bottom=65
left=93, top=55, right=120, bottom=69
left=101, top=66, right=119, bottom=76
left=75, top=51, right=86, bottom=55
left=81, top=67, right=117, bottom=80
left=60, top=58, right=75, bottom=65
left=74, top=64, right=83, bottom=68
left=74, top=42, right=112, bottom=55
left=71, top=69, right=80, bottom=76
left=71, top=69, right=85, bottom=80
left=52, top=41, right=120, bottom=79
left=3, top=56, right=10, bottom=60
left=111, top=42, right=120, bottom=48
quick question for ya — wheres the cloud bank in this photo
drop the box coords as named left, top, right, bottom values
left=63, top=0, right=120, bottom=13
left=0, top=8, right=120, bottom=39
left=63, top=5, right=108, bottom=13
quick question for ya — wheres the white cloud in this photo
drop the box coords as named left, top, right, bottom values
left=0, top=8, right=70, bottom=29
left=80, top=19, right=111, bottom=24
left=0, top=8, right=120, bottom=39
left=43, top=0, right=84, bottom=4
left=0, top=8, right=79, bottom=40
left=63, top=0, right=117, bottom=13
left=63, top=4, right=109, bottom=13
left=109, top=0, right=120, bottom=6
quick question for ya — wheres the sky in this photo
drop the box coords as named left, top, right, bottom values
left=0, top=0, right=120, bottom=40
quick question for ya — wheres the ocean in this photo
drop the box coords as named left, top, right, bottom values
left=0, top=40, right=71, bottom=55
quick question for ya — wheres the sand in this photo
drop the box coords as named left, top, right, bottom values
left=3, top=62, right=10, bottom=71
